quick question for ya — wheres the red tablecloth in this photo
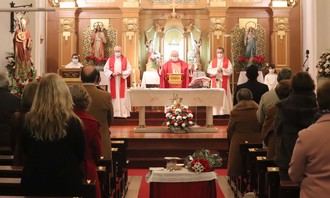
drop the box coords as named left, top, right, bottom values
left=150, top=180, right=217, bottom=198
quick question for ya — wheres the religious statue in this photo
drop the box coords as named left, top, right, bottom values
left=244, top=27, right=257, bottom=58
left=13, top=14, right=34, bottom=82
left=90, top=22, right=107, bottom=62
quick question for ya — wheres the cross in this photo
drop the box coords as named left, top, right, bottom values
left=170, top=0, right=177, bottom=18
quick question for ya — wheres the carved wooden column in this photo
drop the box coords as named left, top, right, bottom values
left=209, top=17, right=226, bottom=58
left=58, top=10, right=77, bottom=68
left=122, top=16, right=139, bottom=85
left=272, top=8, right=290, bottom=68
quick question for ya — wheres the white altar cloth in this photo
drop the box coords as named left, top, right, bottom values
left=128, top=88, right=225, bottom=129
left=141, top=71, right=160, bottom=88
left=147, top=168, right=217, bottom=183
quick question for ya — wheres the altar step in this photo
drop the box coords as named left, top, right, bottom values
left=113, top=136, right=228, bottom=168
left=112, top=111, right=229, bottom=126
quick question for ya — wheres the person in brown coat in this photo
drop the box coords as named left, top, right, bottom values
left=227, top=88, right=261, bottom=177
left=81, top=66, right=113, bottom=160
left=289, top=80, right=330, bottom=198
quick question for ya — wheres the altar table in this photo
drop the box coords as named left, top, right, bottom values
left=127, top=88, right=225, bottom=129
left=147, top=168, right=217, bottom=198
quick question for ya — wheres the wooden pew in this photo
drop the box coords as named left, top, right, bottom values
left=0, top=177, right=96, bottom=198
left=266, top=167, right=300, bottom=198
left=255, top=156, right=276, bottom=198
left=0, top=155, right=14, bottom=165
left=98, top=157, right=113, bottom=198
left=246, top=147, right=267, bottom=192
left=111, top=140, right=128, bottom=196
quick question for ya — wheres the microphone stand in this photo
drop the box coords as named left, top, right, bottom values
left=303, top=52, right=309, bottom=72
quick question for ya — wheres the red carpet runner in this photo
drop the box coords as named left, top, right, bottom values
left=128, top=169, right=226, bottom=198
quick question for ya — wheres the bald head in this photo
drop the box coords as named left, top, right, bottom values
left=81, top=66, right=100, bottom=83
left=114, top=46, right=122, bottom=58
left=170, top=50, right=179, bottom=62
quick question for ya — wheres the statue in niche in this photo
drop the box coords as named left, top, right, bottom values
left=13, top=14, right=34, bottom=82
left=244, top=27, right=257, bottom=58
left=145, top=39, right=161, bottom=71
left=90, top=22, right=107, bottom=62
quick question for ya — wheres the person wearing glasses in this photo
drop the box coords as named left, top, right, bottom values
left=207, top=47, right=233, bottom=115
left=103, top=46, right=131, bottom=118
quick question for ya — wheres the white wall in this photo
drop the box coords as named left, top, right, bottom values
left=302, top=0, right=330, bottom=82
left=0, top=0, right=46, bottom=76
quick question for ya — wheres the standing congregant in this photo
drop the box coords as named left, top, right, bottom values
left=207, top=47, right=233, bottom=114
left=104, top=46, right=132, bottom=118
left=160, top=50, right=189, bottom=88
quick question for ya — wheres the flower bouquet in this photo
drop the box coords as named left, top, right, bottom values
left=185, top=149, right=222, bottom=173
left=237, top=55, right=265, bottom=70
left=165, top=96, right=194, bottom=133
left=316, top=51, right=330, bottom=78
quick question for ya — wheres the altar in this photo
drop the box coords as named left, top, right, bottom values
left=128, top=88, right=225, bottom=133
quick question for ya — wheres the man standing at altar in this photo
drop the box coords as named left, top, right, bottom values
left=104, top=46, right=132, bottom=118
left=160, top=50, right=189, bottom=88
left=207, top=47, right=233, bottom=115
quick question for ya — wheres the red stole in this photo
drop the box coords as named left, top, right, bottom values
left=108, top=55, right=127, bottom=99
left=160, top=60, right=189, bottom=88
left=211, top=57, right=229, bottom=92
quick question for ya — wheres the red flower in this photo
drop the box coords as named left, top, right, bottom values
left=191, top=159, right=212, bottom=172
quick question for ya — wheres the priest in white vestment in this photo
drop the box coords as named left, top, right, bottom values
left=207, top=47, right=233, bottom=115
left=104, top=46, right=132, bottom=118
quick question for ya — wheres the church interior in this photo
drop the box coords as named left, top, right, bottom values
left=0, top=0, right=330, bottom=197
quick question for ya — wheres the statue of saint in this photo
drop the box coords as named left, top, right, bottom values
left=13, top=15, right=33, bottom=81
left=90, top=23, right=107, bottom=61
left=244, top=27, right=257, bottom=58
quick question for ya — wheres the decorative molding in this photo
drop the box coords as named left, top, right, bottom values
left=123, top=18, right=138, bottom=40
left=273, top=17, right=289, bottom=40
left=60, top=18, right=74, bottom=40
left=210, top=17, right=225, bottom=39
left=123, top=0, right=139, bottom=8
left=209, top=0, right=226, bottom=7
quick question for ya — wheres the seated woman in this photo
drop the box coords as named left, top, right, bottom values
left=227, top=88, right=261, bottom=177
left=21, top=74, right=85, bottom=196
left=70, top=84, right=102, bottom=198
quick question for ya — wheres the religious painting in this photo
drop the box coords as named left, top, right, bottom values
left=82, top=19, right=117, bottom=66
left=231, top=19, right=265, bottom=71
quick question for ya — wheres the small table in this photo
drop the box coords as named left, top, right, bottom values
left=147, top=168, right=217, bottom=198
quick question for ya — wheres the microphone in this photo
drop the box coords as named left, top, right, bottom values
left=304, top=49, right=310, bottom=71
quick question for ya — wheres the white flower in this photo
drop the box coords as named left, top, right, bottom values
left=189, top=121, right=194, bottom=125
left=181, top=123, right=186, bottom=127
left=182, top=116, right=187, bottom=120
left=166, top=113, right=171, bottom=118
left=175, top=108, right=182, bottom=113
left=188, top=113, right=193, bottom=118
left=172, top=116, right=175, bottom=120
left=319, top=69, right=324, bottom=73
left=174, top=122, right=178, bottom=126
left=166, top=121, right=170, bottom=126
left=176, top=115, right=182, bottom=120
left=183, top=105, right=188, bottom=109
left=325, top=68, right=330, bottom=74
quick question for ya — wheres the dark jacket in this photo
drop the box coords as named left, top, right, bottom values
left=0, top=88, right=20, bottom=149
left=234, top=80, right=269, bottom=105
left=274, top=92, right=317, bottom=173
left=21, top=117, right=85, bottom=196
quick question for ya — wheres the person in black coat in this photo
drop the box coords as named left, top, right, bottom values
left=0, top=72, right=20, bottom=150
left=234, top=65, right=269, bottom=105
left=21, top=74, right=85, bottom=196
left=274, top=72, right=318, bottom=180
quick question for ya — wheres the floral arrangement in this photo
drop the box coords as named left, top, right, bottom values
left=5, top=53, right=36, bottom=97
left=316, top=51, right=330, bottom=78
left=165, top=95, right=194, bottom=132
left=237, top=55, right=265, bottom=70
left=185, top=149, right=222, bottom=173
left=85, top=55, right=108, bottom=65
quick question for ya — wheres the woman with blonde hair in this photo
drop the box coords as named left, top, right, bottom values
left=21, top=73, right=85, bottom=196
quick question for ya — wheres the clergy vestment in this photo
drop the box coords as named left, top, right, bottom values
left=264, top=73, right=278, bottom=90
left=207, top=57, right=233, bottom=115
left=160, top=59, right=189, bottom=88
left=104, top=55, right=131, bottom=118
